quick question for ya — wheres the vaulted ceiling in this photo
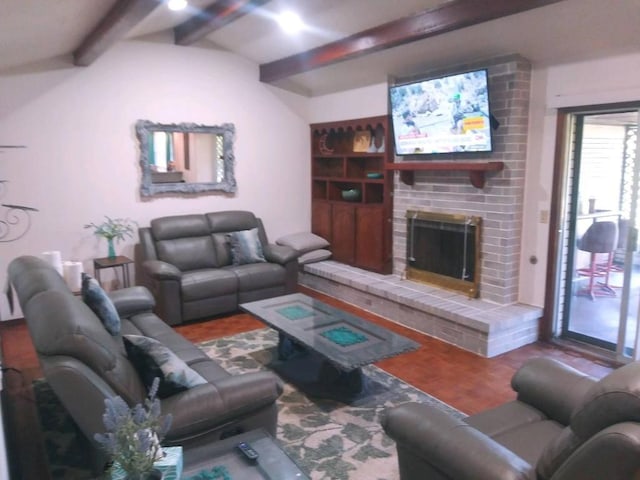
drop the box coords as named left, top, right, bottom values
left=2, top=0, right=640, bottom=96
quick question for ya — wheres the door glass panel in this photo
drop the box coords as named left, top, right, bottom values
left=562, top=110, right=640, bottom=358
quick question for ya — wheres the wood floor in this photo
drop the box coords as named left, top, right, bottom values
left=0, top=285, right=619, bottom=479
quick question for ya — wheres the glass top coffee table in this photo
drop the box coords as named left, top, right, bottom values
left=240, top=293, right=419, bottom=402
left=182, top=428, right=309, bottom=479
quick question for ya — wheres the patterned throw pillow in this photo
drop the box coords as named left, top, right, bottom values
left=228, top=228, right=266, bottom=265
left=123, top=335, right=207, bottom=398
left=81, top=273, right=120, bottom=336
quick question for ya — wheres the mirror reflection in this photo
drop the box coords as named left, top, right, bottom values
left=136, top=120, right=236, bottom=197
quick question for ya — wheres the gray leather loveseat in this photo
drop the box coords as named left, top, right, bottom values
left=8, top=255, right=283, bottom=474
left=139, top=210, right=299, bottom=325
left=382, top=357, right=640, bottom=480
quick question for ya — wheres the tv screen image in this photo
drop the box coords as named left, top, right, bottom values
left=389, top=69, right=493, bottom=155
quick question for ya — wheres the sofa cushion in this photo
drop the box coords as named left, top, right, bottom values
left=466, top=400, right=548, bottom=439
left=232, top=262, right=287, bottom=291
left=181, top=269, right=238, bottom=302
left=491, top=419, right=564, bottom=467
left=276, top=232, right=330, bottom=254
left=229, top=228, right=266, bottom=265
left=25, top=290, right=120, bottom=372
left=81, top=273, right=120, bottom=336
left=206, top=210, right=259, bottom=233
left=151, top=214, right=210, bottom=240
left=156, top=236, right=217, bottom=271
left=123, top=334, right=207, bottom=398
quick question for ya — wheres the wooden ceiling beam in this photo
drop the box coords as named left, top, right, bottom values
left=260, top=0, right=566, bottom=83
left=174, top=0, right=271, bottom=46
left=73, top=0, right=161, bottom=67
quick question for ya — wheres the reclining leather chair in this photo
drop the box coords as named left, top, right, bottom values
left=139, top=210, right=299, bottom=325
left=382, top=357, right=640, bottom=480
left=9, top=255, right=283, bottom=474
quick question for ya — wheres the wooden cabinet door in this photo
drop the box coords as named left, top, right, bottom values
left=312, top=201, right=332, bottom=244
left=331, top=204, right=356, bottom=264
left=355, top=205, right=385, bottom=271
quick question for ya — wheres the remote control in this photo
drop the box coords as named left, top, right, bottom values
left=237, top=441, right=259, bottom=462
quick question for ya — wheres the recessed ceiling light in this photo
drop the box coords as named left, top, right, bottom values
left=167, top=0, right=188, bottom=11
left=278, top=11, right=304, bottom=34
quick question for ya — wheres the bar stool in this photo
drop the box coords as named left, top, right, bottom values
left=576, top=220, right=619, bottom=300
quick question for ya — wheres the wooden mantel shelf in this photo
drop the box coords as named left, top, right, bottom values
left=385, top=161, right=504, bottom=188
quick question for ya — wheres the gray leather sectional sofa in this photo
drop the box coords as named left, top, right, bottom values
left=382, top=357, right=640, bottom=480
left=8, top=255, right=283, bottom=474
left=138, top=210, right=299, bottom=325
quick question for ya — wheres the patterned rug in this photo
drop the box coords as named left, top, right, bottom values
left=35, top=328, right=464, bottom=480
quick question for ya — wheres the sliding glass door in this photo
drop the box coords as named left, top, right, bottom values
left=561, top=108, right=640, bottom=360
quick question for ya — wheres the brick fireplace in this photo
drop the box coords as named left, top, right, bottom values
left=405, top=210, right=481, bottom=298
left=300, top=54, right=542, bottom=357
left=393, top=54, right=531, bottom=305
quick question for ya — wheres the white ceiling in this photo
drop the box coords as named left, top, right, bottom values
left=2, top=0, right=640, bottom=96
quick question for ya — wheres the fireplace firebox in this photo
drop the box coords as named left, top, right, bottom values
left=405, top=210, right=481, bottom=298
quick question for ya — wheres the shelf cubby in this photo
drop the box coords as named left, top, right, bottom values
left=312, top=180, right=327, bottom=200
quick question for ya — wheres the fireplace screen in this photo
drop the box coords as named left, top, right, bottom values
left=405, top=210, right=481, bottom=298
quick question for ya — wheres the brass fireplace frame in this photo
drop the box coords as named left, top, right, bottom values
left=405, top=210, right=482, bottom=298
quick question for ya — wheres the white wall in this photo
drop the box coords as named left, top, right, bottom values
left=0, top=36, right=311, bottom=319
left=308, top=83, right=388, bottom=124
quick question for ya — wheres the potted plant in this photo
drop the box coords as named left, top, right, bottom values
left=85, top=216, right=137, bottom=259
left=95, top=378, right=172, bottom=480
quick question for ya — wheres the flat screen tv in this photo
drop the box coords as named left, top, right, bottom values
left=389, top=68, right=493, bottom=155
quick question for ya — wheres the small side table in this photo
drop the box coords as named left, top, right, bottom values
left=93, top=255, right=134, bottom=289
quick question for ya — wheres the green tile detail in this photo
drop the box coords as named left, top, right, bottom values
left=185, top=465, right=232, bottom=480
left=321, top=326, right=367, bottom=347
left=276, top=305, right=313, bottom=320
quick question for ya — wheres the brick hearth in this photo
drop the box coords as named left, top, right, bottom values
left=300, top=261, right=541, bottom=358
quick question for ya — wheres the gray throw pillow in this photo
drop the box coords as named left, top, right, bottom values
left=81, top=273, right=120, bottom=336
left=123, top=335, right=207, bottom=398
left=229, top=228, right=266, bottom=265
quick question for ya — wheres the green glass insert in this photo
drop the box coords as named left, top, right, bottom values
left=276, top=305, right=313, bottom=320
left=321, top=326, right=367, bottom=347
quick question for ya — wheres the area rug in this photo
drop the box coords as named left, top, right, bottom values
left=35, top=328, right=464, bottom=480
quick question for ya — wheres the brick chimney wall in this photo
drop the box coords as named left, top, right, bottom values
left=392, top=55, right=531, bottom=305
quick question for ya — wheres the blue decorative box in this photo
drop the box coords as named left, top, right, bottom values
left=111, top=446, right=183, bottom=480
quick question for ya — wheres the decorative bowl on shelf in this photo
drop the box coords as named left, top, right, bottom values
left=341, top=188, right=361, bottom=202
left=366, top=172, right=383, bottom=179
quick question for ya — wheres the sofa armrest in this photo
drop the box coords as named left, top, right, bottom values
left=142, top=260, right=182, bottom=280
left=511, top=358, right=596, bottom=425
left=382, top=402, right=535, bottom=480
left=108, top=286, right=155, bottom=317
left=263, top=243, right=299, bottom=264
left=162, top=371, right=283, bottom=440
left=547, top=423, right=640, bottom=480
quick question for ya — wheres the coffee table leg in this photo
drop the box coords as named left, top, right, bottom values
left=277, top=332, right=306, bottom=360
left=318, top=362, right=366, bottom=399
